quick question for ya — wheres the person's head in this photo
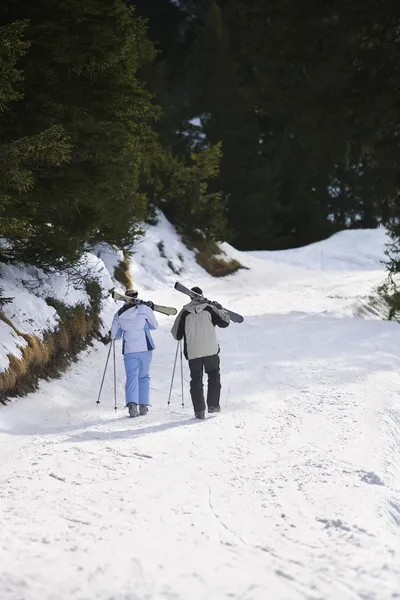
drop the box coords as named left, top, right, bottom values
left=125, top=289, right=138, bottom=298
left=191, top=286, right=203, bottom=296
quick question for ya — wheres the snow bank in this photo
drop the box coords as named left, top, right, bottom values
left=220, top=228, right=391, bottom=321
left=246, top=228, right=388, bottom=271
left=0, top=320, right=26, bottom=370
left=0, top=251, right=118, bottom=373
left=127, top=211, right=205, bottom=293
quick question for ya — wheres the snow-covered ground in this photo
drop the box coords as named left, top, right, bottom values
left=1, top=221, right=399, bottom=600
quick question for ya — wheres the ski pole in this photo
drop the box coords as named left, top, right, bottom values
left=168, top=340, right=180, bottom=406
left=113, top=340, right=117, bottom=411
left=96, top=342, right=112, bottom=405
left=179, top=339, right=184, bottom=407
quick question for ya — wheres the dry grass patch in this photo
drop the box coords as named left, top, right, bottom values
left=114, top=252, right=133, bottom=289
left=184, top=233, right=244, bottom=277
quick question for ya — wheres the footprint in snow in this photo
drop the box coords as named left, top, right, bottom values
left=317, top=518, right=351, bottom=532
left=358, top=470, right=385, bottom=486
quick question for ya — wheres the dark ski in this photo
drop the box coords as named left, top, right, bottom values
left=111, top=289, right=177, bottom=316
left=174, top=282, right=244, bottom=323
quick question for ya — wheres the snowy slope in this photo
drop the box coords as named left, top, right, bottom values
left=1, top=224, right=400, bottom=600
left=247, top=228, right=388, bottom=271
left=0, top=250, right=122, bottom=373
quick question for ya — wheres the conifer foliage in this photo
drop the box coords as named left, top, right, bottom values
left=0, top=20, right=71, bottom=258
left=135, top=0, right=400, bottom=252
left=2, top=0, right=400, bottom=275
left=0, top=1, right=157, bottom=268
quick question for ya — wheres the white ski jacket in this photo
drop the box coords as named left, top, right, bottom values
left=111, top=304, right=158, bottom=354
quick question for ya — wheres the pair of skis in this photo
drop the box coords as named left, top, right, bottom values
left=111, top=283, right=244, bottom=323
left=110, top=289, right=177, bottom=316
left=173, top=282, right=244, bottom=323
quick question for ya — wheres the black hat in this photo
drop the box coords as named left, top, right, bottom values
left=125, top=289, right=138, bottom=298
left=191, top=286, right=203, bottom=295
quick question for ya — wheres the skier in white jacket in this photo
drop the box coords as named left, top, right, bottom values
left=110, top=289, right=158, bottom=417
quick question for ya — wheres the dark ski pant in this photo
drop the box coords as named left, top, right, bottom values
left=188, top=354, right=221, bottom=413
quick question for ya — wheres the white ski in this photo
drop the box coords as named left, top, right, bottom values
left=111, top=289, right=177, bottom=316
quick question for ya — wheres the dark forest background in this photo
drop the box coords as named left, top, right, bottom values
left=1, top=0, right=400, bottom=276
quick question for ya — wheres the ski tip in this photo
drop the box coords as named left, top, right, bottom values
left=174, top=282, right=179, bottom=290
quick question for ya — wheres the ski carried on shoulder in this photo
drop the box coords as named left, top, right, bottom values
left=111, top=290, right=177, bottom=316
left=174, top=282, right=244, bottom=323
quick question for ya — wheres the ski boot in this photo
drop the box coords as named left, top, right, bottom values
left=208, top=405, right=221, bottom=414
left=127, top=402, right=138, bottom=418
left=139, top=404, right=149, bottom=416
left=195, top=410, right=206, bottom=420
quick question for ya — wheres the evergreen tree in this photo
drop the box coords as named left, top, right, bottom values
left=0, top=21, right=70, bottom=257
left=132, top=0, right=230, bottom=244
left=1, top=0, right=157, bottom=269
left=232, top=0, right=400, bottom=235
left=134, top=0, right=338, bottom=249
left=163, top=142, right=227, bottom=240
left=186, top=2, right=269, bottom=249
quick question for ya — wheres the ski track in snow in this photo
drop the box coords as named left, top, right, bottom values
left=1, top=233, right=400, bottom=600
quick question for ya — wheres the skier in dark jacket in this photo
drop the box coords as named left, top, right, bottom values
left=171, top=286, right=230, bottom=419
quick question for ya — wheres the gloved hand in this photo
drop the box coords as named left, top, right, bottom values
left=147, top=301, right=155, bottom=310
left=213, top=302, right=222, bottom=310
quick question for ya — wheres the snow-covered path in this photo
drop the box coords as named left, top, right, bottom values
left=1, top=230, right=400, bottom=600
